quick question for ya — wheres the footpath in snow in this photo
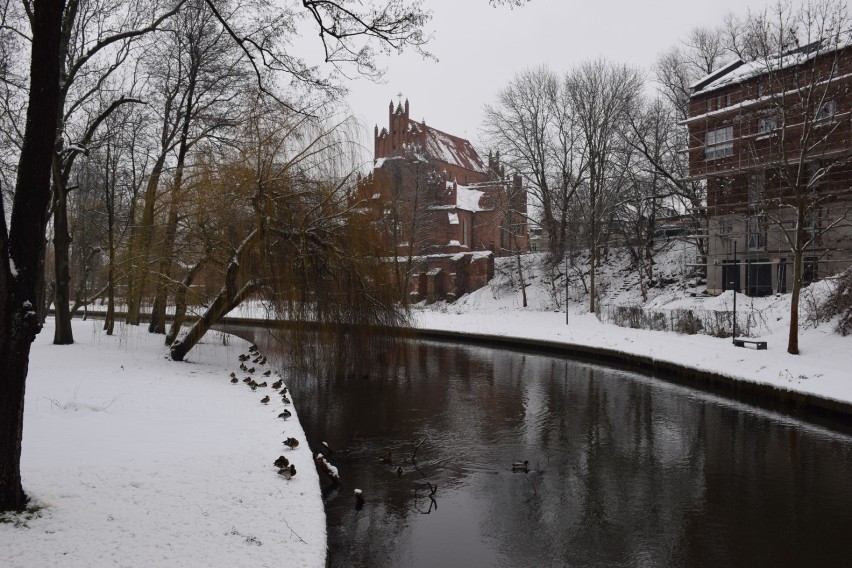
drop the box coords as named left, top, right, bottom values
left=0, top=318, right=325, bottom=568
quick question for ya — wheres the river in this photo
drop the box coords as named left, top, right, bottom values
left=219, top=324, right=852, bottom=567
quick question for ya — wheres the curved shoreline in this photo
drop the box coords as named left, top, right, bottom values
left=219, top=314, right=852, bottom=425
left=408, top=326, right=852, bottom=421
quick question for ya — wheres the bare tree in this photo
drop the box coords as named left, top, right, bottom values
left=566, top=59, right=643, bottom=313
left=483, top=65, right=587, bottom=264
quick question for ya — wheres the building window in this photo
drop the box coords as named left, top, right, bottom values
left=717, top=215, right=733, bottom=236
left=705, top=126, right=734, bottom=160
left=803, top=256, right=819, bottom=285
left=804, top=208, right=820, bottom=244
left=707, top=99, right=714, bottom=112
left=747, top=216, right=766, bottom=251
left=757, top=112, right=777, bottom=133
left=815, top=100, right=836, bottom=122
left=748, top=171, right=765, bottom=208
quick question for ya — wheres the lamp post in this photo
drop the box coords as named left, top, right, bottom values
left=565, top=253, right=569, bottom=325
left=731, top=240, right=737, bottom=343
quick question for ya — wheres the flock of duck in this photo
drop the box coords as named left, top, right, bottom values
left=229, top=343, right=531, bottom=509
left=229, top=343, right=297, bottom=479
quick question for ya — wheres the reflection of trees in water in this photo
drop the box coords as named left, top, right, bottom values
left=221, top=325, right=852, bottom=567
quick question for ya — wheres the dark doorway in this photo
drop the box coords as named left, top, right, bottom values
left=747, top=259, right=772, bottom=296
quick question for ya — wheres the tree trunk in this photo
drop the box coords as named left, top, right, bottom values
left=148, top=200, right=179, bottom=335
left=788, top=221, right=805, bottom=355
left=170, top=228, right=262, bottom=361
left=126, top=154, right=168, bottom=325
left=52, top=179, right=74, bottom=344
left=0, top=0, right=66, bottom=512
left=166, top=253, right=208, bottom=346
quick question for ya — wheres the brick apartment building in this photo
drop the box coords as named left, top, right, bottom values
left=685, top=39, right=852, bottom=296
left=356, top=99, right=528, bottom=302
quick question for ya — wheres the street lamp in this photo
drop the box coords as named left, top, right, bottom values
left=731, top=240, right=737, bottom=342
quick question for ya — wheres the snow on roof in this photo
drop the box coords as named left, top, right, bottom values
left=689, top=59, right=745, bottom=93
left=692, top=37, right=852, bottom=97
left=456, top=185, right=485, bottom=212
left=410, top=122, right=486, bottom=173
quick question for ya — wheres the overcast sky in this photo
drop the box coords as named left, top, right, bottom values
left=327, top=0, right=774, bottom=154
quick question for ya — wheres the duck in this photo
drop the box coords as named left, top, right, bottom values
left=274, top=455, right=289, bottom=468
left=511, top=460, right=529, bottom=472
left=277, top=464, right=296, bottom=478
left=242, top=377, right=252, bottom=384
left=258, top=356, right=267, bottom=365
left=229, top=371, right=237, bottom=378
left=252, top=356, right=261, bottom=364
left=279, top=387, right=288, bottom=396
left=262, top=370, right=272, bottom=377
left=230, top=377, right=239, bottom=384
left=238, top=354, right=249, bottom=362
left=246, top=367, right=256, bottom=374
left=271, top=380, right=283, bottom=390
left=239, top=362, right=247, bottom=371
left=396, top=466, right=403, bottom=477
left=281, top=395, right=291, bottom=404
left=278, top=409, right=292, bottom=420
left=256, top=381, right=267, bottom=388
left=260, top=395, right=270, bottom=404
left=249, top=344, right=258, bottom=353
left=283, top=437, right=299, bottom=449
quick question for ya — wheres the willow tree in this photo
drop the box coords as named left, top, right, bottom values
left=169, top=98, right=406, bottom=362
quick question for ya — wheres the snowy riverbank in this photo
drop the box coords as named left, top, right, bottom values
left=1, top=318, right=326, bottom=568
left=410, top=250, right=852, bottom=411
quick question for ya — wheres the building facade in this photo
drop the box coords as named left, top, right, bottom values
left=685, top=40, right=852, bottom=296
left=356, top=99, right=528, bottom=302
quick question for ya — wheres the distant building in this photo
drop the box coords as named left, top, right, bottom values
left=357, top=99, right=528, bottom=302
left=685, top=39, right=852, bottom=296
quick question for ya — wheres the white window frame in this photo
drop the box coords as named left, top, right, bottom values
left=705, top=126, right=734, bottom=161
left=757, top=112, right=777, bottom=134
left=747, top=216, right=766, bottom=251
left=815, top=100, right=837, bottom=122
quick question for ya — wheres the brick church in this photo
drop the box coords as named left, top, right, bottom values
left=356, top=99, right=528, bottom=302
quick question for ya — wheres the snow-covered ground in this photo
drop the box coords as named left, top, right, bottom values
left=0, top=319, right=325, bottom=568
left=413, top=246, right=852, bottom=408
left=5, top=242, right=848, bottom=567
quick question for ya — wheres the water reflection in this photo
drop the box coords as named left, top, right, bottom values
left=220, top=326, right=852, bottom=567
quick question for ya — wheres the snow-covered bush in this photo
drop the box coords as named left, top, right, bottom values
left=822, top=269, right=852, bottom=336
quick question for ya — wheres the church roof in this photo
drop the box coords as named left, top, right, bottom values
left=408, top=121, right=486, bottom=173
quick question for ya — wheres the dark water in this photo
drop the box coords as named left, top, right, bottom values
left=220, top=325, right=852, bottom=567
